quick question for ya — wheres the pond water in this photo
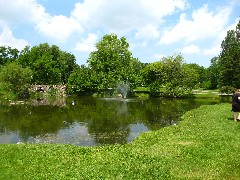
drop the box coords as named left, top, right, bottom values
left=0, top=96, right=231, bottom=146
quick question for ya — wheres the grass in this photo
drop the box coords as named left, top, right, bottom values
left=133, top=87, right=223, bottom=98
left=1, top=103, right=240, bottom=179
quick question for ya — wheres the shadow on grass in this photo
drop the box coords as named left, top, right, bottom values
left=227, top=117, right=234, bottom=121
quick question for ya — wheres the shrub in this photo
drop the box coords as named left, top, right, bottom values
left=219, top=86, right=236, bottom=94
left=0, top=62, right=32, bottom=98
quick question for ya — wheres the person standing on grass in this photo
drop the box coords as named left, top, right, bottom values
left=232, top=89, right=240, bottom=121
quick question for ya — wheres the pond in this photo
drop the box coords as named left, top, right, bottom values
left=0, top=96, right=231, bottom=146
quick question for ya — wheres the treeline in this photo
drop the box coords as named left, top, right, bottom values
left=0, top=44, right=76, bottom=99
left=0, top=21, right=239, bottom=99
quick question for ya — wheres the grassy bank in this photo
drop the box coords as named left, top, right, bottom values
left=1, top=103, right=240, bottom=179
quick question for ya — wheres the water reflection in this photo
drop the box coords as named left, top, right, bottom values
left=0, top=96, right=230, bottom=146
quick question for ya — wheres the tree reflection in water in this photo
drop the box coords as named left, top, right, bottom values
left=0, top=96, right=227, bottom=146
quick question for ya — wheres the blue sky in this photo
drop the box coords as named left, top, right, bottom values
left=0, top=0, right=239, bottom=67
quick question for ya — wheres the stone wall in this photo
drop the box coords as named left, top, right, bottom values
left=29, top=85, right=66, bottom=96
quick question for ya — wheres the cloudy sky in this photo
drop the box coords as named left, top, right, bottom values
left=0, top=0, right=239, bottom=67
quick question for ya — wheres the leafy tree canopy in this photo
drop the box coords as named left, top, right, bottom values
left=87, top=34, right=136, bottom=91
left=218, top=21, right=240, bottom=88
left=18, top=43, right=77, bottom=85
left=0, top=46, right=19, bottom=66
left=67, top=65, right=97, bottom=95
left=142, top=54, right=198, bottom=97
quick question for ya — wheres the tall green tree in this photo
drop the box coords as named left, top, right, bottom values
left=87, top=34, right=136, bottom=92
left=18, top=43, right=76, bottom=85
left=207, top=57, right=220, bottom=89
left=218, top=21, right=240, bottom=88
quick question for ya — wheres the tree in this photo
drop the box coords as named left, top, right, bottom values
left=0, top=62, right=32, bottom=98
left=218, top=21, right=240, bottom=88
left=141, top=61, right=164, bottom=96
left=87, top=34, right=136, bottom=93
left=67, top=65, right=97, bottom=95
left=185, top=63, right=208, bottom=89
left=58, top=51, right=77, bottom=84
left=160, top=55, right=197, bottom=97
left=142, top=54, right=197, bottom=97
left=207, top=57, right=220, bottom=89
left=0, top=46, right=19, bottom=66
left=131, top=58, right=146, bottom=87
left=18, top=43, right=76, bottom=85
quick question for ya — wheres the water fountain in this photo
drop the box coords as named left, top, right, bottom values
left=117, top=81, right=130, bottom=98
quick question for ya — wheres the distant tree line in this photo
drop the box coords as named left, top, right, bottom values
left=0, top=21, right=239, bottom=99
left=0, top=43, right=77, bottom=99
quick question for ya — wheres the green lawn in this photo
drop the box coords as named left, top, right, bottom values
left=1, top=103, right=240, bottom=179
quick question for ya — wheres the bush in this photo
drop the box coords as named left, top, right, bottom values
left=202, top=80, right=212, bottom=90
left=163, top=86, right=193, bottom=98
left=149, top=82, right=160, bottom=97
left=0, top=62, right=32, bottom=98
left=219, top=86, right=236, bottom=94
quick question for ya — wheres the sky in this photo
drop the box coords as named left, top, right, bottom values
left=0, top=0, right=239, bottom=68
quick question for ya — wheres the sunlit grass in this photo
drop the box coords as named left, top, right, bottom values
left=1, top=103, right=240, bottom=179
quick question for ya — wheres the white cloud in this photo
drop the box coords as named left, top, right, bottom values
left=74, top=33, right=98, bottom=52
left=72, top=0, right=188, bottom=32
left=202, top=46, right=220, bottom=56
left=0, top=27, right=28, bottom=50
left=129, top=41, right=148, bottom=51
left=160, top=4, right=231, bottom=44
left=0, top=0, right=47, bottom=25
left=135, top=25, right=160, bottom=40
left=0, top=0, right=189, bottom=42
left=140, top=0, right=188, bottom=17
left=36, top=15, right=83, bottom=41
left=202, top=19, right=239, bottom=57
left=217, top=18, right=239, bottom=43
left=181, top=45, right=200, bottom=54
left=0, top=0, right=83, bottom=41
